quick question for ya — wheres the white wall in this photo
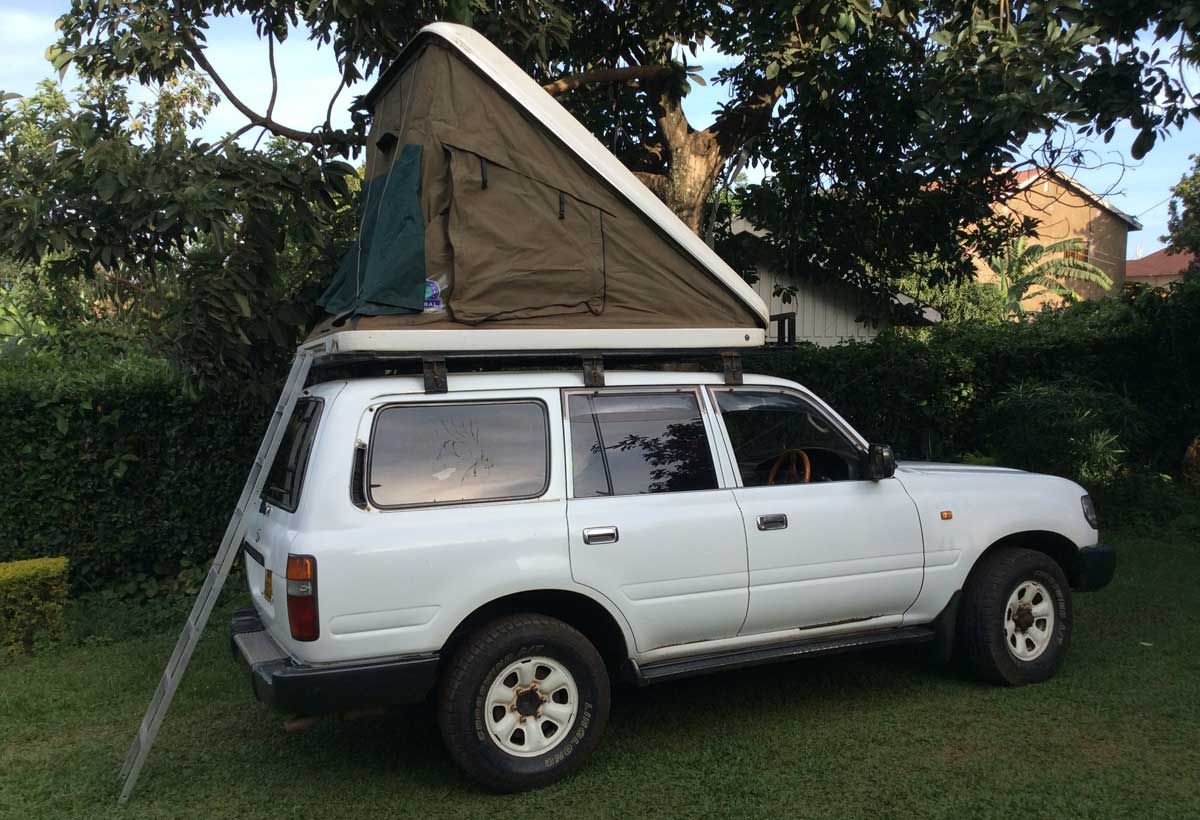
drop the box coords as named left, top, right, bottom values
left=751, top=266, right=886, bottom=345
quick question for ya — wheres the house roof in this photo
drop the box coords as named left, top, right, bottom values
left=1010, top=167, right=1143, bottom=231
left=1126, top=248, right=1195, bottom=279
left=358, top=23, right=768, bottom=328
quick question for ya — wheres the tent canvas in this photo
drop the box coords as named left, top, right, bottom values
left=309, top=23, right=767, bottom=353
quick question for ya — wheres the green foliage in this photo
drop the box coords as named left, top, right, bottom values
left=0, top=556, right=68, bottom=653
left=1165, top=153, right=1200, bottom=278
left=982, top=238, right=1115, bottom=315
left=0, top=79, right=358, bottom=390
left=982, top=378, right=1148, bottom=485
left=893, top=267, right=1008, bottom=324
left=0, top=351, right=270, bottom=590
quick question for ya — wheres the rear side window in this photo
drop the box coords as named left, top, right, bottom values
left=568, top=392, right=719, bottom=497
left=368, top=401, right=549, bottom=508
left=263, top=398, right=324, bottom=513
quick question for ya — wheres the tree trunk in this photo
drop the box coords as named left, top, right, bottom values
left=664, top=129, right=725, bottom=233
left=640, top=86, right=729, bottom=234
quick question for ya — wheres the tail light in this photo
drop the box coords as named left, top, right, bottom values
left=286, top=554, right=319, bottom=641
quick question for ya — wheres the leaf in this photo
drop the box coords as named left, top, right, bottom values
left=234, top=293, right=252, bottom=317
left=765, top=61, right=780, bottom=80
left=1130, top=129, right=1155, bottom=160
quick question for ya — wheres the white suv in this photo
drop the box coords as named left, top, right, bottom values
left=231, top=366, right=1113, bottom=791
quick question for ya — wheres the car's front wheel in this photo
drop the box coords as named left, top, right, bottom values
left=959, top=547, right=1073, bottom=685
left=437, top=613, right=610, bottom=791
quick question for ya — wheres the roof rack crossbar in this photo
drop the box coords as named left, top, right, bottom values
left=311, top=348, right=748, bottom=393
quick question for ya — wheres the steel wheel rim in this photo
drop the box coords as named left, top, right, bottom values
left=1004, top=579, right=1055, bottom=662
left=484, top=656, right=579, bottom=758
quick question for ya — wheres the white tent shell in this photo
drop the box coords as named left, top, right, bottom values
left=308, top=23, right=768, bottom=356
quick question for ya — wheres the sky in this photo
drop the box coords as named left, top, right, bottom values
left=2, top=0, right=1196, bottom=257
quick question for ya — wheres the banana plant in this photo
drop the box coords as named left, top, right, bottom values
left=983, top=238, right=1114, bottom=316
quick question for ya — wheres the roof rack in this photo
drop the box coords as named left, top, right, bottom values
left=307, top=348, right=747, bottom=394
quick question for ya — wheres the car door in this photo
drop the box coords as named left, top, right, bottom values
left=707, top=386, right=925, bottom=636
left=564, top=388, right=749, bottom=653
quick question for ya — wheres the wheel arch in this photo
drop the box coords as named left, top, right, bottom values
left=440, top=588, right=632, bottom=677
left=969, top=530, right=1082, bottom=590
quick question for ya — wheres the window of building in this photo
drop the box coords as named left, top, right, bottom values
left=568, top=392, right=719, bottom=497
left=1064, top=240, right=1091, bottom=263
left=369, top=401, right=549, bottom=508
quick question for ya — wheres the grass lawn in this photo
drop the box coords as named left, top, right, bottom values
left=3, top=518, right=1199, bottom=820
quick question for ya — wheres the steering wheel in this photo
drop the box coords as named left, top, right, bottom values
left=767, top=448, right=812, bottom=485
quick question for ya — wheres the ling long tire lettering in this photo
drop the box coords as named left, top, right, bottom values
left=959, top=547, right=1073, bottom=686
left=438, top=614, right=610, bottom=791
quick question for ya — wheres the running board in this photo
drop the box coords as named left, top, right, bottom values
left=632, top=626, right=936, bottom=685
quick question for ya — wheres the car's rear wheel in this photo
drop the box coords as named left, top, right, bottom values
left=437, top=614, right=610, bottom=791
left=959, top=547, right=1072, bottom=685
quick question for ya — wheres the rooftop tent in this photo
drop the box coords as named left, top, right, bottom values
left=310, top=23, right=768, bottom=353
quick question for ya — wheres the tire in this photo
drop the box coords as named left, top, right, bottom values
left=959, top=547, right=1072, bottom=686
left=437, top=614, right=610, bottom=791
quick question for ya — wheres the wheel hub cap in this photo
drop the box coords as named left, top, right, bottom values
left=1004, top=580, right=1055, bottom=662
left=485, top=656, right=579, bottom=758
left=514, top=686, right=544, bottom=717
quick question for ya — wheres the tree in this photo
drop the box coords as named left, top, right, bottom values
left=1165, top=153, right=1200, bottom=280
left=0, top=77, right=357, bottom=386
left=982, top=238, right=1115, bottom=315
left=48, top=1, right=1198, bottom=295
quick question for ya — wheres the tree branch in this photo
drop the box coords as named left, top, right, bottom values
left=543, top=64, right=672, bottom=96
left=180, top=31, right=364, bottom=148
left=709, top=78, right=784, bottom=156
left=265, top=34, right=279, bottom=120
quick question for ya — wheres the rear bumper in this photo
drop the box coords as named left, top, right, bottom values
left=229, top=608, right=439, bottom=715
left=1073, top=544, right=1116, bottom=592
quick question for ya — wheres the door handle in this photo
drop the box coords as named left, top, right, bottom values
left=583, top=526, right=619, bottom=545
left=756, top=513, right=788, bottom=531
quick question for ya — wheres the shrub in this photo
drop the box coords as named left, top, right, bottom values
left=981, top=378, right=1150, bottom=484
left=0, top=556, right=69, bottom=653
left=0, top=350, right=273, bottom=590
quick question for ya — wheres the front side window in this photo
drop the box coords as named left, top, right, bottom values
left=568, top=392, right=719, bottom=497
left=263, top=398, right=324, bottom=512
left=714, top=390, right=863, bottom=486
left=369, top=401, right=548, bottom=507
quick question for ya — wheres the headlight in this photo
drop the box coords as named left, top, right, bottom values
left=1081, top=495, right=1099, bottom=529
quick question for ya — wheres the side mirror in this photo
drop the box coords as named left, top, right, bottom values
left=866, top=443, right=896, bottom=481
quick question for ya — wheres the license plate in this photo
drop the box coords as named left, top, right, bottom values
left=263, top=571, right=273, bottom=602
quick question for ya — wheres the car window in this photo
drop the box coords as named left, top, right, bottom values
left=263, top=398, right=323, bottom=512
left=369, top=401, right=549, bottom=507
left=568, top=392, right=719, bottom=497
left=714, top=390, right=862, bottom=486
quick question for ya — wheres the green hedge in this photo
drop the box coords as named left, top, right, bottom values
left=0, top=556, right=69, bottom=652
left=0, top=282, right=1196, bottom=589
left=0, top=351, right=270, bottom=590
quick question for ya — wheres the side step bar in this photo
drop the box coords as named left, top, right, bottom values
left=633, top=626, right=936, bottom=686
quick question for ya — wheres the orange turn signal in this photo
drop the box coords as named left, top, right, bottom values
left=286, top=554, right=315, bottom=582
left=940, top=510, right=954, bottom=521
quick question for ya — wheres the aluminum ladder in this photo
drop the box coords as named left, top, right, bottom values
left=116, top=347, right=316, bottom=803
